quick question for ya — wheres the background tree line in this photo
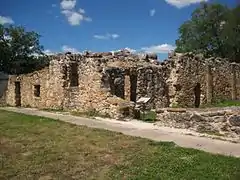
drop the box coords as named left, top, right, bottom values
left=0, top=2, right=239, bottom=75
left=0, top=25, right=49, bottom=75
left=175, top=2, right=240, bottom=63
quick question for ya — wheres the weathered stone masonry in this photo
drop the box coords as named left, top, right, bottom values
left=1, top=51, right=240, bottom=119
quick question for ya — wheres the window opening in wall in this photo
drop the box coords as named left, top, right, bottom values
left=70, top=63, right=79, bottom=87
left=113, top=77, right=124, bottom=98
left=194, top=83, right=201, bottom=108
left=34, top=85, right=40, bottom=97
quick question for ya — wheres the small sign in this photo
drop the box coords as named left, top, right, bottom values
left=137, top=97, right=151, bottom=104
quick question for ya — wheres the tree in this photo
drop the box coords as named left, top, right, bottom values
left=221, top=5, right=240, bottom=62
left=0, top=25, right=49, bottom=74
left=175, top=2, right=240, bottom=62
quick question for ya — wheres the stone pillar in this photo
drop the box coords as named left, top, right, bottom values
left=206, top=65, right=213, bottom=104
left=231, top=63, right=237, bottom=100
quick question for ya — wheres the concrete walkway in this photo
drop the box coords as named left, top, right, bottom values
left=1, top=107, right=240, bottom=157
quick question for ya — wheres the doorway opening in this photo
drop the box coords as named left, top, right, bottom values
left=194, top=83, right=201, bottom=108
left=130, top=74, right=137, bottom=102
left=15, top=81, right=21, bottom=106
left=34, top=85, right=41, bottom=97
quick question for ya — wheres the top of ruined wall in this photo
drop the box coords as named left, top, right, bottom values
left=167, top=52, right=240, bottom=67
left=47, top=50, right=161, bottom=69
left=164, top=51, right=240, bottom=80
left=8, top=50, right=240, bottom=78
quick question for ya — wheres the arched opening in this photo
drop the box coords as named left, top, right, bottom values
left=194, top=83, right=201, bottom=108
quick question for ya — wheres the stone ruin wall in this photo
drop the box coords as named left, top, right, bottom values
left=156, top=107, right=240, bottom=139
left=156, top=52, right=240, bottom=139
left=2, top=50, right=240, bottom=118
left=166, top=52, right=240, bottom=108
left=5, top=67, right=64, bottom=108
left=3, top=51, right=169, bottom=117
left=1, top=50, right=240, bottom=140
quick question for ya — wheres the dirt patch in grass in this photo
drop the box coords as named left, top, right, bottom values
left=0, top=110, right=240, bottom=180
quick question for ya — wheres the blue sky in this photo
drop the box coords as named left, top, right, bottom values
left=0, top=0, right=237, bottom=60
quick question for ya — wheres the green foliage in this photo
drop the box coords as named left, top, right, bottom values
left=213, top=100, right=240, bottom=107
left=221, top=5, right=240, bottom=62
left=140, top=110, right=157, bottom=122
left=175, top=2, right=240, bottom=63
left=200, top=100, right=240, bottom=108
left=0, top=25, right=49, bottom=74
left=171, top=102, right=181, bottom=108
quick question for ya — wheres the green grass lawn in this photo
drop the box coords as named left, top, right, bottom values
left=0, top=110, right=240, bottom=180
left=200, top=100, right=240, bottom=108
left=213, top=100, right=240, bottom=107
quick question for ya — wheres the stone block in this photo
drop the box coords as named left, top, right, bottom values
left=228, top=115, right=240, bottom=126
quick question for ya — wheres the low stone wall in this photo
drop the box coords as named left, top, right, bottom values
left=156, top=107, right=240, bottom=139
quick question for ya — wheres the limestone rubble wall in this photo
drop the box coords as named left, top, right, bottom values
left=2, top=51, right=240, bottom=118
left=3, top=51, right=160, bottom=117
left=156, top=107, right=240, bottom=140
left=167, top=53, right=240, bottom=107
left=136, top=66, right=169, bottom=109
left=61, top=54, right=127, bottom=117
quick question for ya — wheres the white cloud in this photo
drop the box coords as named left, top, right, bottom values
left=165, top=0, right=208, bottom=8
left=124, top=47, right=136, bottom=53
left=111, top=34, right=119, bottom=39
left=79, top=8, right=85, bottom=14
left=93, top=33, right=120, bottom=40
left=141, top=44, right=176, bottom=53
left=84, top=17, right=92, bottom=22
left=52, top=4, right=57, bottom=8
left=60, top=0, right=76, bottom=10
left=0, top=16, right=14, bottom=25
left=43, top=46, right=80, bottom=55
left=62, top=45, right=79, bottom=53
left=62, top=10, right=84, bottom=25
left=60, top=0, right=91, bottom=26
left=150, top=9, right=156, bottom=17
left=43, top=49, right=55, bottom=55
left=93, top=35, right=107, bottom=40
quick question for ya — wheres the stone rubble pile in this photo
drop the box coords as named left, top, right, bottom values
left=156, top=107, right=240, bottom=139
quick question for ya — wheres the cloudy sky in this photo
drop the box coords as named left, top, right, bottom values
left=0, top=0, right=237, bottom=60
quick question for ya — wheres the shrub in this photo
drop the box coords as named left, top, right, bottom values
left=140, top=110, right=157, bottom=122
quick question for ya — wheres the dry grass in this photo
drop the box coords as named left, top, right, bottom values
left=0, top=110, right=240, bottom=180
